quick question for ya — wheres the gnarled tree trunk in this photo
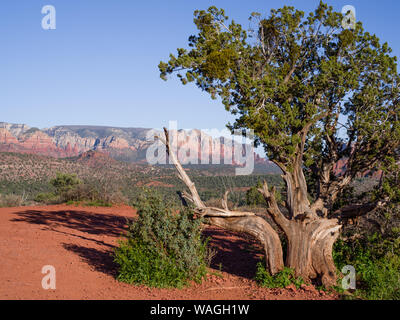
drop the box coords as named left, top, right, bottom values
left=209, top=216, right=284, bottom=275
left=157, top=128, right=376, bottom=287
left=284, top=219, right=341, bottom=287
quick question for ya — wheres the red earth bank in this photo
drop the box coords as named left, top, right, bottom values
left=0, top=205, right=338, bottom=300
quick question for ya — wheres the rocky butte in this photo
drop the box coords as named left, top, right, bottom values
left=0, top=122, right=274, bottom=170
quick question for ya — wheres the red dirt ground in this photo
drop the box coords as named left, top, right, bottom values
left=0, top=205, right=338, bottom=300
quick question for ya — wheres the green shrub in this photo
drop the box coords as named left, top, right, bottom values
left=245, top=181, right=282, bottom=207
left=114, top=190, right=209, bottom=288
left=333, top=233, right=400, bottom=300
left=245, top=184, right=265, bottom=206
left=36, top=173, right=126, bottom=206
left=65, top=199, right=113, bottom=207
left=63, top=181, right=126, bottom=206
left=50, top=172, right=81, bottom=195
left=84, top=200, right=113, bottom=207
left=34, top=192, right=58, bottom=204
left=255, top=262, right=304, bottom=289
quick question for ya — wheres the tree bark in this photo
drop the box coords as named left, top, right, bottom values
left=157, top=128, right=367, bottom=288
left=284, top=218, right=341, bottom=287
left=258, top=174, right=341, bottom=287
left=208, top=216, right=284, bottom=275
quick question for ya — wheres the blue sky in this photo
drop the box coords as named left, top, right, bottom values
left=1, top=0, right=399, bottom=132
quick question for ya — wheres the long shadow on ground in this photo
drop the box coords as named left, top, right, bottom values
left=11, top=209, right=128, bottom=278
left=62, top=243, right=119, bottom=278
left=203, top=227, right=264, bottom=279
left=11, top=209, right=131, bottom=237
left=11, top=209, right=263, bottom=280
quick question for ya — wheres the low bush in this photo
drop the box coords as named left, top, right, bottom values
left=255, top=262, right=304, bottom=289
left=245, top=183, right=265, bottom=207
left=50, top=172, right=81, bottom=195
left=333, top=232, right=400, bottom=300
left=63, top=180, right=126, bottom=205
left=65, top=199, right=113, bottom=207
left=34, top=192, right=58, bottom=204
left=114, top=189, right=209, bottom=288
left=34, top=173, right=127, bottom=206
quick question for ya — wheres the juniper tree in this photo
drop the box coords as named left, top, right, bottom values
left=158, top=2, right=400, bottom=286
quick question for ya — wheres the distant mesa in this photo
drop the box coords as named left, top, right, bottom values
left=0, top=121, right=277, bottom=172
left=75, top=150, right=118, bottom=167
left=1, top=121, right=376, bottom=177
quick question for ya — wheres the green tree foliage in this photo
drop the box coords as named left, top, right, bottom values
left=334, top=233, right=400, bottom=300
left=114, top=189, right=209, bottom=288
left=159, top=1, right=400, bottom=294
left=245, top=182, right=265, bottom=206
left=50, top=172, right=81, bottom=195
left=159, top=1, right=400, bottom=209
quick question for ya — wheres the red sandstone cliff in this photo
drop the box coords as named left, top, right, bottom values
left=0, top=128, right=78, bottom=158
left=0, top=123, right=277, bottom=171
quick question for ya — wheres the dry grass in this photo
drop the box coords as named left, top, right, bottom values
left=0, top=193, right=28, bottom=207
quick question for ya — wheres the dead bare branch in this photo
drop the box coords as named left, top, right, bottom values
left=156, top=128, right=257, bottom=219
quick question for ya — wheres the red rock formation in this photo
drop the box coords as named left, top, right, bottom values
left=0, top=128, right=19, bottom=145
left=0, top=128, right=79, bottom=158
left=76, top=150, right=117, bottom=167
left=0, top=124, right=349, bottom=176
left=72, top=143, right=79, bottom=155
left=65, top=142, right=72, bottom=154
left=102, top=136, right=131, bottom=150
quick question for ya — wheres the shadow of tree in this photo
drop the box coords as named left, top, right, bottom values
left=203, top=227, right=264, bottom=279
left=11, top=209, right=132, bottom=237
left=11, top=209, right=263, bottom=281
left=62, top=243, right=118, bottom=277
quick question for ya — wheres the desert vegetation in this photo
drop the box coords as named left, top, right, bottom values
left=157, top=0, right=400, bottom=297
left=114, top=189, right=210, bottom=288
left=0, top=152, right=283, bottom=207
left=1, top=1, right=399, bottom=301
left=2, top=150, right=397, bottom=298
left=0, top=193, right=28, bottom=208
left=34, top=172, right=127, bottom=207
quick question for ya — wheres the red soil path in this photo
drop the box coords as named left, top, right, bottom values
left=0, top=205, right=337, bottom=300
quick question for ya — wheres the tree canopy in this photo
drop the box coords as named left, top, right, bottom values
left=159, top=1, right=400, bottom=214
left=159, top=1, right=400, bottom=287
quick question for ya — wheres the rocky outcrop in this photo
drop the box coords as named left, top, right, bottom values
left=76, top=150, right=118, bottom=167
left=0, top=127, right=76, bottom=157
left=0, top=128, right=19, bottom=145
left=44, top=126, right=97, bottom=154
left=19, top=130, right=57, bottom=151
left=0, top=122, right=276, bottom=171
left=0, top=122, right=30, bottom=137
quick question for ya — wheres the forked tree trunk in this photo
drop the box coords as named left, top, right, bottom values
left=158, top=128, right=348, bottom=287
left=274, top=167, right=343, bottom=287
left=284, top=218, right=341, bottom=287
